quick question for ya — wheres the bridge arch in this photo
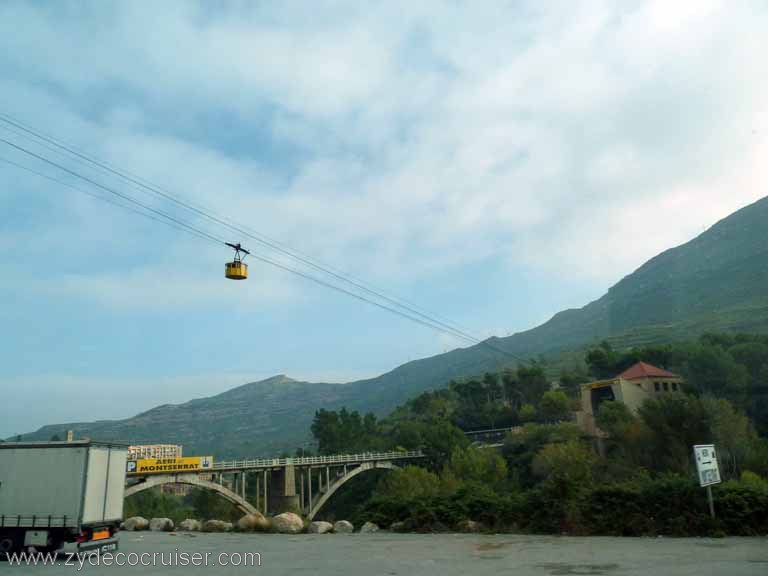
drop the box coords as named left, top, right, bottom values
left=125, top=474, right=257, bottom=515
left=308, top=461, right=397, bottom=521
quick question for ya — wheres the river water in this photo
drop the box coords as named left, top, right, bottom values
left=6, top=532, right=768, bottom=575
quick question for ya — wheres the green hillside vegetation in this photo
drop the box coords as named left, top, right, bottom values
left=309, top=333, right=768, bottom=535
left=122, top=332, right=768, bottom=534
left=14, top=196, right=768, bottom=457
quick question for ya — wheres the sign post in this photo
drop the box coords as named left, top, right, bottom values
left=693, top=444, right=721, bottom=518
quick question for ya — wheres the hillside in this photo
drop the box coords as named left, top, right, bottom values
left=19, top=196, right=768, bottom=457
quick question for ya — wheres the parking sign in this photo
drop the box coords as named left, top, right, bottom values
left=693, top=444, right=721, bottom=487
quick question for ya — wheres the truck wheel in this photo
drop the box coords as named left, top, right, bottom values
left=0, top=533, right=21, bottom=557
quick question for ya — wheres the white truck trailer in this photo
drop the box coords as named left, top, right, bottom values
left=0, top=440, right=127, bottom=556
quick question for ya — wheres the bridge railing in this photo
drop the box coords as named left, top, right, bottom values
left=213, top=450, right=424, bottom=471
left=464, top=426, right=522, bottom=438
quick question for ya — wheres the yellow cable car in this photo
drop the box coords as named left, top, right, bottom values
left=225, top=242, right=250, bottom=280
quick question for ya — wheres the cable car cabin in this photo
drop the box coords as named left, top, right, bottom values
left=225, top=261, right=248, bottom=280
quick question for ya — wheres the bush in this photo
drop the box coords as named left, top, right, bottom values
left=582, top=476, right=768, bottom=536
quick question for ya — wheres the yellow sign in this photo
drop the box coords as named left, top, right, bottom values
left=126, top=456, right=214, bottom=475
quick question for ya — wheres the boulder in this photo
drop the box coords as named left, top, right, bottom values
left=178, top=519, right=202, bottom=532
left=389, top=521, right=406, bottom=533
left=122, top=517, right=149, bottom=531
left=456, top=519, right=484, bottom=533
left=149, top=518, right=174, bottom=532
left=308, top=521, right=333, bottom=534
left=271, top=512, right=304, bottom=534
left=359, top=521, right=379, bottom=533
left=203, top=520, right=233, bottom=533
left=333, top=520, right=354, bottom=533
left=237, top=513, right=269, bottom=532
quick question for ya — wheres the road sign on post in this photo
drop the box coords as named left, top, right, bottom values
left=693, top=444, right=721, bottom=518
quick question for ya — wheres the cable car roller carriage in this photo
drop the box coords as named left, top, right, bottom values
left=225, top=242, right=250, bottom=280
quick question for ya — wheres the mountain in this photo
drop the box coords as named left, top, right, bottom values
left=19, top=196, right=768, bottom=457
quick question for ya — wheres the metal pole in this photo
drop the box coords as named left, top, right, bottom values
left=255, top=474, right=260, bottom=511
left=300, top=471, right=305, bottom=512
left=707, top=485, right=716, bottom=518
left=308, top=468, right=313, bottom=510
left=326, top=466, right=330, bottom=490
left=263, top=470, right=268, bottom=515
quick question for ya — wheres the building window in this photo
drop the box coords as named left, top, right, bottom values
left=663, top=382, right=669, bottom=391
left=672, top=382, right=678, bottom=391
left=654, top=382, right=660, bottom=392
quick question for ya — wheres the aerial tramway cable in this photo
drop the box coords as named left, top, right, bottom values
left=0, top=120, right=531, bottom=364
left=0, top=112, right=477, bottom=343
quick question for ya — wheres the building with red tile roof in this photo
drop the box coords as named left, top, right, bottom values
left=576, top=362, right=684, bottom=437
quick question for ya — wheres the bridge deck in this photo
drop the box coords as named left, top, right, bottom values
left=213, top=450, right=424, bottom=471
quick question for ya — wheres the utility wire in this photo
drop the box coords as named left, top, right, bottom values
left=0, top=128, right=529, bottom=364
left=0, top=155, right=217, bottom=245
left=0, top=112, right=478, bottom=342
left=0, top=137, right=225, bottom=245
left=0, top=137, right=501, bottom=348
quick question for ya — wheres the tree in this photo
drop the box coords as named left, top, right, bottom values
left=518, top=403, right=537, bottom=423
left=559, top=367, right=590, bottom=398
left=392, top=421, right=424, bottom=450
left=374, top=466, right=441, bottom=501
left=49, top=434, right=61, bottom=441
left=539, top=390, right=571, bottom=423
left=594, top=401, right=635, bottom=435
left=532, top=441, right=596, bottom=489
left=311, top=409, right=341, bottom=454
left=502, top=422, right=583, bottom=488
left=517, top=365, right=550, bottom=405
left=585, top=341, right=619, bottom=379
left=637, top=394, right=712, bottom=474
left=443, top=446, right=508, bottom=487
left=682, top=345, right=750, bottom=404
left=700, top=396, right=761, bottom=479
left=421, top=420, right=469, bottom=471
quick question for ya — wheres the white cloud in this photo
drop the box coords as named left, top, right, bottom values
left=0, top=0, right=766, bottom=301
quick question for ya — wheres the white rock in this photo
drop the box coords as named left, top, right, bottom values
left=122, top=517, right=149, bottom=531
left=333, top=520, right=354, bottom=533
left=359, top=521, right=379, bottom=533
left=178, top=519, right=202, bottom=532
left=271, top=512, right=304, bottom=534
left=149, top=518, right=174, bottom=532
left=237, top=513, right=269, bottom=532
left=203, top=520, right=233, bottom=532
left=308, top=521, right=333, bottom=534
left=456, top=519, right=484, bottom=533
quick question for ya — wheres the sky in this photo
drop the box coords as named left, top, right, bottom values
left=1, top=0, right=767, bottom=438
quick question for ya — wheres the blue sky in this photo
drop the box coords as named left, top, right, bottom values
left=1, top=0, right=767, bottom=438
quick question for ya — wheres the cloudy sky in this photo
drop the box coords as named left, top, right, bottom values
left=1, top=0, right=766, bottom=438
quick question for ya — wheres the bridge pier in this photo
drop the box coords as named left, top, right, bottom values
left=265, top=464, right=298, bottom=514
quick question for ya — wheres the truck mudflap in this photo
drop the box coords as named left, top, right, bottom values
left=78, top=538, right=118, bottom=554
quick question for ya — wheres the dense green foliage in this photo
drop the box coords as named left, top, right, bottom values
left=312, top=332, right=768, bottom=535
left=584, top=334, right=768, bottom=434
left=125, top=332, right=768, bottom=534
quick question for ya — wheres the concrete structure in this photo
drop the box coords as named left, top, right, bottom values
left=127, top=444, right=183, bottom=460
left=125, top=450, right=424, bottom=520
left=126, top=444, right=189, bottom=495
left=577, top=361, right=684, bottom=436
left=124, top=473, right=257, bottom=515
